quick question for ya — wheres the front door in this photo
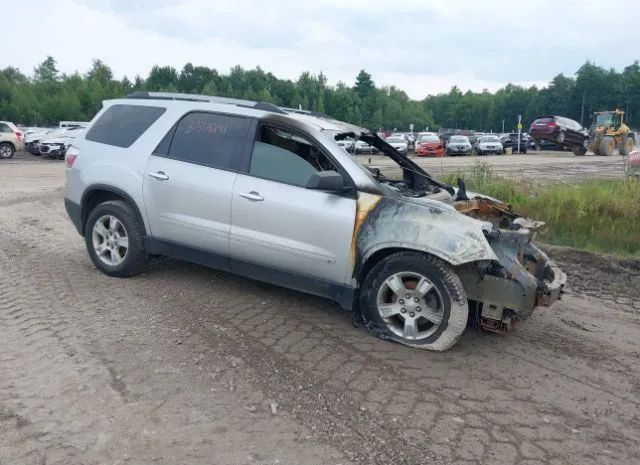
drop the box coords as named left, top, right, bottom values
left=230, top=124, right=356, bottom=293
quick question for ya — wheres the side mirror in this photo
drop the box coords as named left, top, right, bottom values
left=306, top=170, right=347, bottom=191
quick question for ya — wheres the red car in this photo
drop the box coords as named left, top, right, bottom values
left=415, top=133, right=445, bottom=157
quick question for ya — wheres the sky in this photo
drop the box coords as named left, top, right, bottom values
left=6, top=0, right=640, bottom=99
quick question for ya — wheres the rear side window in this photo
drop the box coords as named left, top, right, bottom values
left=166, top=112, right=250, bottom=170
left=85, top=104, right=166, bottom=148
left=0, top=123, right=12, bottom=133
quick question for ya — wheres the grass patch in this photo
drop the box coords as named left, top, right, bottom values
left=441, top=161, right=640, bottom=256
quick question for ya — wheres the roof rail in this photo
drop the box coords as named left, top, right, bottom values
left=124, top=91, right=287, bottom=115
left=281, top=107, right=336, bottom=120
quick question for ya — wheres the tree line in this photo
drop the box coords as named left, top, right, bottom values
left=1, top=56, right=639, bottom=132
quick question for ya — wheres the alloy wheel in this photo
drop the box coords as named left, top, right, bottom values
left=92, top=215, right=129, bottom=266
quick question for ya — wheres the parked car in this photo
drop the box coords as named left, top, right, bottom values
left=501, top=133, right=528, bottom=154
left=529, top=115, right=588, bottom=148
left=38, top=127, right=84, bottom=159
left=385, top=135, right=409, bottom=155
left=354, top=140, right=379, bottom=155
left=59, top=121, right=89, bottom=129
left=475, top=135, right=503, bottom=155
left=445, top=135, right=473, bottom=156
left=415, top=133, right=444, bottom=157
left=0, top=121, right=25, bottom=159
left=336, top=139, right=355, bottom=153
left=25, top=128, right=54, bottom=155
left=627, top=150, right=640, bottom=178
left=65, top=91, right=565, bottom=352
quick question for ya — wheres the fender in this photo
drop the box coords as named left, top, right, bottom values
left=351, top=193, right=497, bottom=281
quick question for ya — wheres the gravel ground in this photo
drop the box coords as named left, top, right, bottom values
left=1, top=153, right=639, bottom=465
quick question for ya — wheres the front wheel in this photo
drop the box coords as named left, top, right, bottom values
left=85, top=200, right=148, bottom=277
left=359, top=252, right=468, bottom=352
left=599, top=136, right=615, bottom=156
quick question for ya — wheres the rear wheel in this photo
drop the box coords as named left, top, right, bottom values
left=85, top=200, right=148, bottom=277
left=599, top=136, right=615, bottom=156
left=620, top=135, right=635, bottom=156
left=359, top=251, right=468, bottom=352
left=0, top=142, right=15, bottom=159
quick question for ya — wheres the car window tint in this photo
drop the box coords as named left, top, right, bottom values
left=249, top=125, right=337, bottom=187
left=0, top=123, right=12, bottom=133
left=168, top=112, right=250, bottom=170
left=85, top=104, right=166, bottom=148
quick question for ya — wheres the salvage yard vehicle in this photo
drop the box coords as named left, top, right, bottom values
left=627, top=150, right=640, bottom=178
left=415, top=133, right=444, bottom=157
left=475, top=135, right=503, bottom=155
left=25, top=128, right=53, bottom=155
left=0, top=121, right=25, bottom=159
left=354, top=139, right=379, bottom=155
left=529, top=115, right=589, bottom=154
left=64, top=91, right=566, bottom=351
left=501, top=132, right=528, bottom=154
left=39, top=127, right=84, bottom=159
left=445, top=135, right=473, bottom=156
left=588, top=110, right=636, bottom=157
left=385, top=135, right=409, bottom=155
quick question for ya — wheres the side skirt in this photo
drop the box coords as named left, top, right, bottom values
left=145, top=238, right=355, bottom=310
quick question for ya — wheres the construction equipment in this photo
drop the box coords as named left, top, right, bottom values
left=582, top=109, right=636, bottom=156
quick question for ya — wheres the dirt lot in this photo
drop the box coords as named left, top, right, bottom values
left=1, top=153, right=639, bottom=465
left=361, top=150, right=627, bottom=185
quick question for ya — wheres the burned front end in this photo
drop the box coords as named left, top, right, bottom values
left=454, top=197, right=566, bottom=332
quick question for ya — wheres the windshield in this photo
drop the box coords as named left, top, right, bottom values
left=480, top=136, right=500, bottom=142
left=387, top=137, right=405, bottom=143
left=450, top=136, right=468, bottom=143
left=419, top=135, right=439, bottom=142
left=596, top=113, right=613, bottom=126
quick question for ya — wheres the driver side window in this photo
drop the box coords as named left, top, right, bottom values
left=249, top=125, right=337, bottom=187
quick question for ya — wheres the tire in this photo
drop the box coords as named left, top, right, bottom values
left=620, top=134, right=635, bottom=156
left=557, top=131, right=566, bottom=144
left=534, top=143, right=541, bottom=151
left=572, top=146, right=587, bottom=156
left=84, top=200, right=148, bottom=277
left=599, top=136, right=615, bottom=156
left=359, top=251, right=468, bottom=352
left=0, top=142, right=15, bottom=159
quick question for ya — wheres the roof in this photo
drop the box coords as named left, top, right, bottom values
left=123, top=91, right=367, bottom=135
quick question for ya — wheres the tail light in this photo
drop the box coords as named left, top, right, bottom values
left=546, top=122, right=557, bottom=128
left=15, top=130, right=23, bottom=140
left=65, top=146, right=79, bottom=168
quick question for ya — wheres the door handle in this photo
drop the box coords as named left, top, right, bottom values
left=239, top=191, right=264, bottom=202
left=148, top=171, right=169, bottom=181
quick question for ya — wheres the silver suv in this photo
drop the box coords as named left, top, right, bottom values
left=65, top=92, right=566, bottom=351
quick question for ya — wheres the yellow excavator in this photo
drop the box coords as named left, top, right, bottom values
left=586, top=109, right=636, bottom=156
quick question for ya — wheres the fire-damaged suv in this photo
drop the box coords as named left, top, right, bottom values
left=64, top=92, right=566, bottom=351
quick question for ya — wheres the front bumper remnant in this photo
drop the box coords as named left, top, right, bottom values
left=459, top=227, right=567, bottom=332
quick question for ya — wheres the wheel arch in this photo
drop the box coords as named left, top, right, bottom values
left=0, top=141, right=16, bottom=151
left=81, top=185, right=147, bottom=236
left=356, top=245, right=468, bottom=288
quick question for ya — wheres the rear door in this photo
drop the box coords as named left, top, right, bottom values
left=143, top=111, right=254, bottom=264
left=229, top=123, right=356, bottom=293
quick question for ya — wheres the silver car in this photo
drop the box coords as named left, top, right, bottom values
left=64, top=92, right=565, bottom=351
